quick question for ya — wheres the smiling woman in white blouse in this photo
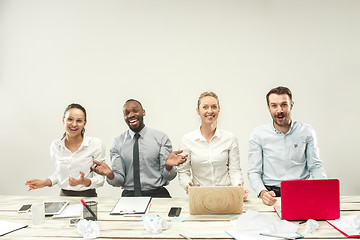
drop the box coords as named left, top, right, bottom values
left=178, top=92, right=248, bottom=200
left=25, top=103, right=106, bottom=197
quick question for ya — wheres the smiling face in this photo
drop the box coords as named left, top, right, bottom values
left=62, top=108, right=87, bottom=138
left=267, top=93, right=293, bottom=131
left=197, top=96, right=220, bottom=125
left=123, top=100, right=145, bottom=133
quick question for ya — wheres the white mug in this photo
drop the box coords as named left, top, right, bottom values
left=31, top=203, right=45, bottom=225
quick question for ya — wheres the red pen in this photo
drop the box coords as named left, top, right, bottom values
left=80, top=199, right=97, bottom=220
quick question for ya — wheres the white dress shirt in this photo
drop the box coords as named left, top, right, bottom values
left=178, top=128, right=244, bottom=189
left=48, top=135, right=106, bottom=191
left=248, top=121, right=327, bottom=196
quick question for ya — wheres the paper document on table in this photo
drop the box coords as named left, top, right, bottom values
left=52, top=203, right=82, bottom=218
left=226, top=229, right=303, bottom=240
left=110, top=197, right=151, bottom=215
left=0, top=220, right=28, bottom=237
left=327, top=216, right=360, bottom=238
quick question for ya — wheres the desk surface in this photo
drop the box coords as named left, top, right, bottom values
left=1, top=195, right=359, bottom=239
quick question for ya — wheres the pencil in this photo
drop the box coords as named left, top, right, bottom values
left=259, top=232, right=297, bottom=240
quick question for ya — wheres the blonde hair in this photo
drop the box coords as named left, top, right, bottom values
left=197, top=91, right=220, bottom=108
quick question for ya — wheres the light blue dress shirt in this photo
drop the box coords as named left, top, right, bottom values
left=248, top=121, right=327, bottom=196
left=107, top=127, right=177, bottom=191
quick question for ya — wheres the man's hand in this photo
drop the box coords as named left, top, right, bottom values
left=165, top=150, right=188, bottom=171
left=260, top=190, right=277, bottom=206
left=91, top=160, right=114, bottom=180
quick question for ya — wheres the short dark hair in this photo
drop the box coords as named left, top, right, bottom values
left=266, top=86, right=293, bottom=106
left=124, top=99, right=143, bottom=109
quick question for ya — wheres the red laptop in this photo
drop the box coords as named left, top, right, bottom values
left=274, top=179, right=340, bottom=220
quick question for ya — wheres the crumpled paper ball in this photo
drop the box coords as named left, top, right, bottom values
left=143, top=215, right=168, bottom=234
left=305, top=219, right=319, bottom=233
left=77, top=219, right=100, bottom=239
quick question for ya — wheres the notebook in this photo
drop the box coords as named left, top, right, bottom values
left=274, top=179, right=340, bottom=220
left=188, top=186, right=244, bottom=215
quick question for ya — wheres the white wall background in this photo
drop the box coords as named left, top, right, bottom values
left=1, top=0, right=359, bottom=198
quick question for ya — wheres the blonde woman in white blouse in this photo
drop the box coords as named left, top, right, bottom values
left=25, top=103, right=105, bottom=197
left=178, top=92, right=248, bottom=200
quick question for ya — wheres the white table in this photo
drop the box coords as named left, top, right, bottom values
left=0, top=195, right=359, bottom=239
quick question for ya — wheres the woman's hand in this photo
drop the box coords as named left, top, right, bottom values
left=69, top=171, right=91, bottom=187
left=186, top=181, right=200, bottom=194
left=25, top=178, right=51, bottom=191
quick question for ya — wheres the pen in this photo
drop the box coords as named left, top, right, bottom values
left=90, top=157, right=98, bottom=172
left=299, top=220, right=307, bottom=224
left=179, top=233, right=192, bottom=240
left=80, top=199, right=97, bottom=220
left=90, top=164, right=98, bottom=172
left=259, top=233, right=297, bottom=240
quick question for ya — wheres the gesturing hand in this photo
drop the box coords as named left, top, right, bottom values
left=25, top=179, right=51, bottom=191
left=165, top=150, right=188, bottom=171
left=69, top=171, right=91, bottom=187
left=91, top=160, right=114, bottom=180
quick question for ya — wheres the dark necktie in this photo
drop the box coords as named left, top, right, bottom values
left=133, top=133, right=141, bottom=196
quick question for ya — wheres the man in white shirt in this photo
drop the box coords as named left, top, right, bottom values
left=248, top=86, right=327, bottom=206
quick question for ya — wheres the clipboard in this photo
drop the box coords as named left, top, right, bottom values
left=110, top=197, right=152, bottom=215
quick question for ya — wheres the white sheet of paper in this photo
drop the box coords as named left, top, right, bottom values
left=226, top=229, right=302, bottom=240
left=52, top=203, right=82, bottom=218
left=0, top=220, right=27, bottom=236
left=328, top=215, right=360, bottom=236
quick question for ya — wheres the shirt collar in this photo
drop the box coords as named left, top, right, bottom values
left=58, top=135, right=89, bottom=149
left=128, top=126, right=146, bottom=139
left=194, top=127, right=220, bottom=142
left=272, top=120, right=296, bottom=135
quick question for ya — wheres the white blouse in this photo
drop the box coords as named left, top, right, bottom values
left=48, top=135, right=106, bottom=191
left=178, top=128, right=243, bottom=189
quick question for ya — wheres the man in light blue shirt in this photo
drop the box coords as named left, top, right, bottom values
left=248, top=86, right=327, bottom=206
left=92, top=99, right=187, bottom=197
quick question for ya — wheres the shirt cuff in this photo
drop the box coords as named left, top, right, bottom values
left=48, top=175, right=57, bottom=187
left=163, top=166, right=177, bottom=180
